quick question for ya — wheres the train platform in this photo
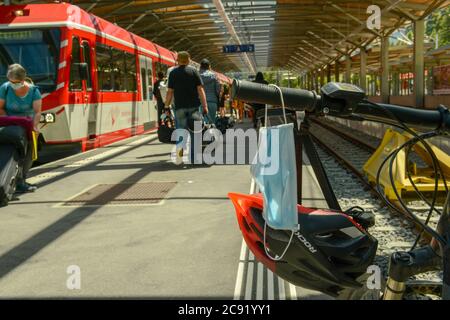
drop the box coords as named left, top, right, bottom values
left=0, top=120, right=330, bottom=299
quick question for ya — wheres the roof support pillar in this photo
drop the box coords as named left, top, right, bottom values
left=345, top=56, right=351, bottom=83
left=314, top=71, right=320, bottom=93
left=327, top=65, right=331, bottom=83
left=308, top=72, right=313, bottom=91
left=359, top=49, right=367, bottom=92
left=414, top=18, right=425, bottom=108
left=427, top=67, right=434, bottom=95
left=381, top=36, right=390, bottom=104
left=391, top=71, right=397, bottom=96
left=335, top=62, right=340, bottom=82
left=320, top=69, right=325, bottom=88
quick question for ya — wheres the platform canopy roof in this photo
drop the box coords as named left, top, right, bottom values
left=3, top=0, right=448, bottom=74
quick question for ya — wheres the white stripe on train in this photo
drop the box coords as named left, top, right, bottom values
left=0, top=21, right=175, bottom=64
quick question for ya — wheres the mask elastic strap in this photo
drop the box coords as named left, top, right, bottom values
left=264, top=223, right=295, bottom=261
left=262, top=83, right=297, bottom=262
left=264, top=94, right=269, bottom=128
left=268, top=84, right=288, bottom=125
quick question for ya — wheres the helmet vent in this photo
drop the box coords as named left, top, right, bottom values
left=351, top=246, right=368, bottom=258
left=292, top=270, right=320, bottom=282
left=329, top=256, right=354, bottom=267
left=250, top=223, right=263, bottom=239
left=241, top=217, right=251, bottom=233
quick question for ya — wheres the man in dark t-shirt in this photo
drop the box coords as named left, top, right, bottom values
left=165, top=51, right=208, bottom=164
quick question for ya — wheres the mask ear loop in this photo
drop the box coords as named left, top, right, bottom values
left=262, top=84, right=297, bottom=262
left=268, top=84, right=288, bottom=125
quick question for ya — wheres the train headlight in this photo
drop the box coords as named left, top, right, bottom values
left=45, top=113, right=55, bottom=123
left=14, top=10, right=24, bottom=17
left=40, top=113, right=56, bottom=124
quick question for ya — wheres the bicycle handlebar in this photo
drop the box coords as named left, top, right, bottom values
left=354, top=102, right=449, bottom=131
left=231, top=79, right=450, bottom=132
left=231, top=79, right=320, bottom=112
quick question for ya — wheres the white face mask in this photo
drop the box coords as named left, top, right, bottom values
left=10, top=81, right=25, bottom=90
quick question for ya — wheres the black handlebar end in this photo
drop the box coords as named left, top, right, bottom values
left=437, top=105, right=450, bottom=133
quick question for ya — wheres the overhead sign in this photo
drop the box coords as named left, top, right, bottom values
left=223, top=44, right=255, bottom=54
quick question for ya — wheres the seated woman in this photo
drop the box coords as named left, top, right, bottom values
left=0, top=64, right=42, bottom=193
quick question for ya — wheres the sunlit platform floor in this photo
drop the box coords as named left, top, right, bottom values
left=0, top=120, right=331, bottom=299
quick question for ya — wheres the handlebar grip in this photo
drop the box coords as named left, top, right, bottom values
left=355, top=103, right=450, bottom=132
left=231, top=79, right=320, bottom=112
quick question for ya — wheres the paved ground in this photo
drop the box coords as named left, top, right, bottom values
left=0, top=122, right=331, bottom=299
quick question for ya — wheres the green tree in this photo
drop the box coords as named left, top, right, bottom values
left=426, top=6, right=450, bottom=47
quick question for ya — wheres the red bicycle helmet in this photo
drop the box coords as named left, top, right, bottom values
left=228, top=193, right=378, bottom=297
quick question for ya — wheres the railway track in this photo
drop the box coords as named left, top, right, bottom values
left=308, top=118, right=443, bottom=297
left=310, top=118, right=442, bottom=230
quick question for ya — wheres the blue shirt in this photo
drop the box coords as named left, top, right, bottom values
left=199, top=69, right=220, bottom=105
left=0, top=82, right=42, bottom=117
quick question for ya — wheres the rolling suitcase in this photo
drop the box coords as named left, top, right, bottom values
left=0, top=145, right=19, bottom=206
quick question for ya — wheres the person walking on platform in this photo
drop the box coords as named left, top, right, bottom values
left=153, top=72, right=166, bottom=122
left=199, top=59, right=221, bottom=124
left=164, top=51, right=208, bottom=165
left=251, top=72, right=269, bottom=128
left=0, top=64, right=41, bottom=193
left=219, top=85, right=230, bottom=118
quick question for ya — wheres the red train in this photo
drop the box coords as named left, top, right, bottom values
left=0, top=3, right=230, bottom=152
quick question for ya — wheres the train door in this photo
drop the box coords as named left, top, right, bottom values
left=69, top=36, right=96, bottom=141
left=80, top=39, right=96, bottom=140
left=139, top=56, right=156, bottom=130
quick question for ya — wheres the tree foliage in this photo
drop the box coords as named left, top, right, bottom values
left=426, top=6, right=450, bottom=47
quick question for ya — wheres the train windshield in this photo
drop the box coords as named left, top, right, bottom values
left=0, top=29, right=61, bottom=93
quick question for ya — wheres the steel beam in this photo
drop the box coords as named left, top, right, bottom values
left=345, top=56, right=351, bottom=83
left=381, top=36, right=390, bottom=104
left=335, top=62, right=340, bottom=82
left=414, top=19, right=425, bottom=108
left=326, top=65, right=331, bottom=83
left=360, top=48, right=367, bottom=91
left=212, top=0, right=255, bottom=73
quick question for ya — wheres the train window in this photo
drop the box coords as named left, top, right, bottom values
left=111, top=48, right=126, bottom=92
left=125, top=52, right=137, bottom=92
left=96, top=43, right=113, bottom=91
left=69, top=37, right=82, bottom=91
left=0, top=29, right=61, bottom=93
left=81, top=41, right=92, bottom=91
left=141, top=68, right=148, bottom=100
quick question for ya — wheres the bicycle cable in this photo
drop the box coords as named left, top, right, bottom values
left=360, top=99, right=448, bottom=248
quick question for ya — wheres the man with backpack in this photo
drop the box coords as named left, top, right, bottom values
left=199, top=59, right=221, bottom=124
left=164, top=52, right=208, bottom=165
